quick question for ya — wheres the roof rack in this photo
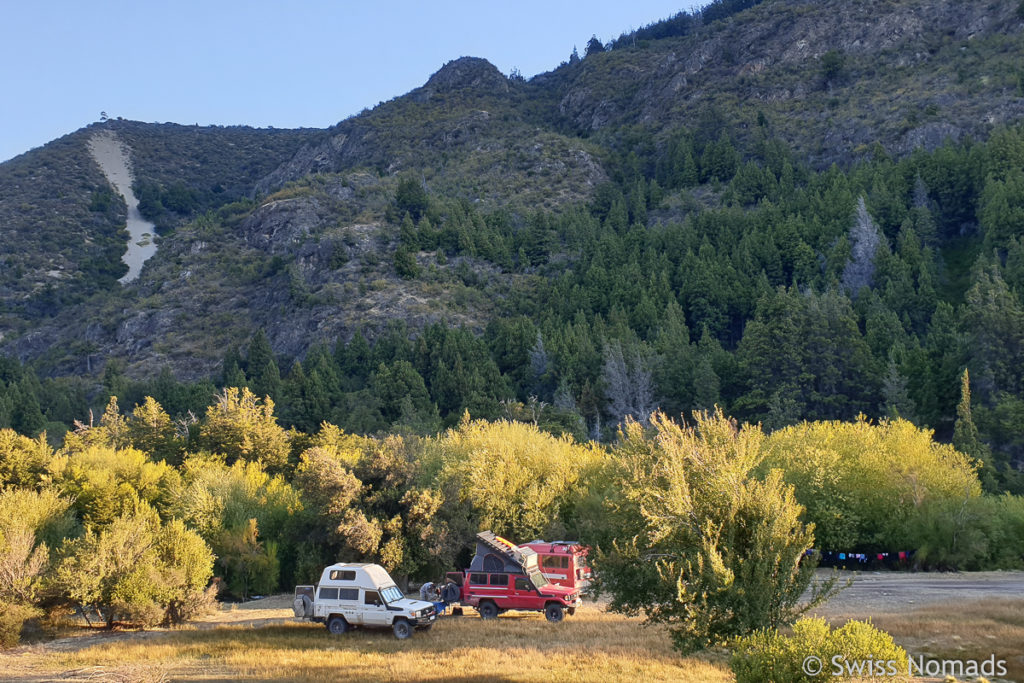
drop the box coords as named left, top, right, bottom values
left=476, top=531, right=538, bottom=570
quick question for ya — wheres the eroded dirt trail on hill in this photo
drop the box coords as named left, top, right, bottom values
left=88, top=130, right=157, bottom=283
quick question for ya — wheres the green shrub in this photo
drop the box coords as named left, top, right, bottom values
left=0, top=601, right=40, bottom=649
left=906, top=493, right=1024, bottom=570
left=821, top=50, right=846, bottom=82
left=54, top=505, right=214, bottom=627
left=731, top=617, right=908, bottom=683
left=590, top=411, right=835, bottom=654
left=214, top=519, right=279, bottom=600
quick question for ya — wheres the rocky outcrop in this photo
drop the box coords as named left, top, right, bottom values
left=253, top=126, right=378, bottom=196
left=255, top=57, right=516, bottom=195
left=239, top=197, right=331, bottom=253
left=556, top=0, right=1024, bottom=164
left=423, top=57, right=510, bottom=94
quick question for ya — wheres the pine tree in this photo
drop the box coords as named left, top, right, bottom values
left=221, top=346, right=247, bottom=389
left=128, top=397, right=180, bottom=464
left=338, top=331, right=372, bottom=391
left=395, top=176, right=429, bottom=221
left=247, top=331, right=281, bottom=401
left=10, top=380, right=45, bottom=437
left=952, top=369, right=997, bottom=491
left=394, top=246, right=420, bottom=279
left=653, top=300, right=694, bottom=415
left=370, top=361, right=436, bottom=426
left=399, top=213, right=418, bottom=249
left=101, top=360, right=129, bottom=403
left=882, top=353, right=917, bottom=422
left=601, top=340, right=656, bottom=425
left=692, top=357, right=720, bottom=412
left=962, top=265, right=1024, bottom=401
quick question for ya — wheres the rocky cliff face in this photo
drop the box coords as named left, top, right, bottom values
left=556, top=0, right=1024, bottom=163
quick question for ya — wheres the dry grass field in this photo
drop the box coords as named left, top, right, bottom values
left=3, top=573, right=1024, bottom=682
left=844, top=600, right=1024, bottom=682
left=0, top=602, right=732, bottom=682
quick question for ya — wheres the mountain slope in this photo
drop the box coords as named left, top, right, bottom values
left=554, top=0, right=1024, bottom=164
left=256, top=57, right=607, bottom=210
left=0, top=122, right=320, bottom=336
left=2, top=0, right=1024, bottom=383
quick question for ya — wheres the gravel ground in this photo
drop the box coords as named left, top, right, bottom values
left=810, top=568, right=1024, bottom=618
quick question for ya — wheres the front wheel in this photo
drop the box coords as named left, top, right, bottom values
left=544, top=603, right=564, bottom=623
left=478, top=601, right=498, bottom=620
left=327, top=616, right=349, bottom=634
left=393, top=619, right=413, bottom=639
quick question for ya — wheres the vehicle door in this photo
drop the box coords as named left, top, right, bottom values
left=362, top=589, right=389, bottom=626
left=466, top=572, right=489, bottom=606
left=513, top=575, right=542, bottom=609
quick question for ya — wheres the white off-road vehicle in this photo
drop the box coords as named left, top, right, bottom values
left=293, top=562, right=437, bottom=639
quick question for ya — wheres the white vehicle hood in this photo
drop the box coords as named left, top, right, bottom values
left=390, top=597, right=435, bottom=612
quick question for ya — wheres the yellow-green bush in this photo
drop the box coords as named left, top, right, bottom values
left=425, top=417, right=604, bottom=542
left=731, top=617, right=909, bottom=682
left=197, top=387, right=291, bottom=475
left=0, top=430, right=52, bottom=488
left=591, top=411, right=830, bottom=654
left=50, top=445, right=182, bottom=528
left=763, top=418, right=981, bottom=551
left=53, top=504, right=214, bottom=627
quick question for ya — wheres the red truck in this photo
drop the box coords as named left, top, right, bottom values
left=522, top=540, right=592, bottom=591
left=445, top=532, right=582, bottom=622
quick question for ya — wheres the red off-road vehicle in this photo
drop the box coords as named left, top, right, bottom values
left=522, top=539, right=592, bottom=591
left=445, top=532, right=582, bottom=622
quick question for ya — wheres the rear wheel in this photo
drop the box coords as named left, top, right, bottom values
left=393, top=619, right=413, bottom=639
left=478, top=601, right=498, bottom=620
left=327, top=616, right=349, bottom=634
left=545, top=603, right=564, bottom=623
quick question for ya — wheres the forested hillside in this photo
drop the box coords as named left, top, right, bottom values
left=1, top=0, right=1024, bottom=487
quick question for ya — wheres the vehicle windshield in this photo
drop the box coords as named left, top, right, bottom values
left=381, top=586, right=404, bottom=604
left=527, top=567, right=549, bottom=589
left=522, top=554, right=550, bottom=588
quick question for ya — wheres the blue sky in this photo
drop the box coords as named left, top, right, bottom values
left=0, top=1, right=703, bottom=162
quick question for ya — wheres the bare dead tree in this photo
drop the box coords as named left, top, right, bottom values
left=602, top=340, right=657, bottom=426
left=842, top=196, right=885, bottom=296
